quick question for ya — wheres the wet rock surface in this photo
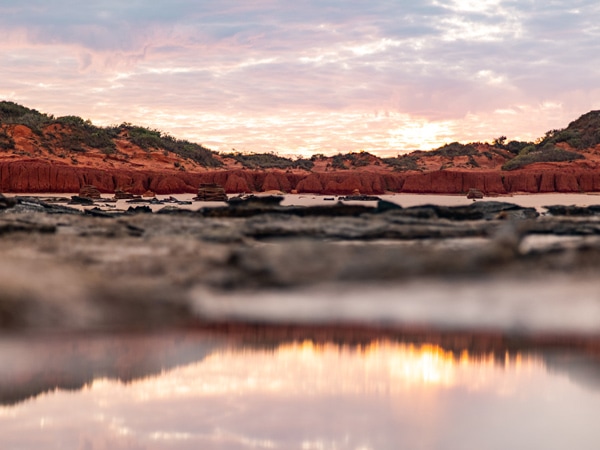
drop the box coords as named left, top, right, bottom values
left=1, top=195, right=600, bottom=331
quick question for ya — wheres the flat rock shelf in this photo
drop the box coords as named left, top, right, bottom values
left=1, top=193, right=600, bottom=337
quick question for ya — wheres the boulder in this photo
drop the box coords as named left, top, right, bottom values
left=467, top=188, right=484, bottom=200
left=0, top=193, right=17, bottom=210
left=113, top=189, right=136, bottom=200
left=69, top=196, right=95, bottom=205
left=79, top=185, right=101, bottom=199
left=194, top=183, right=228, bottom=201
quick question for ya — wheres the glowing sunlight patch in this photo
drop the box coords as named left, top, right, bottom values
left=101, top=341, right=542, bottom=401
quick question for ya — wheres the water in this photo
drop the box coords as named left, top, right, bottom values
left=13, top=192, right=600, bottom=213
left=4, top=192, right=600, bottom=449
left=1, top=330, right=600, bottom=450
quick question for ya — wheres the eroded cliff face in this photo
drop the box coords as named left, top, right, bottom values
left=3, top=158, right=600, bottom=194
left=3, top=118, right=600, bottom=195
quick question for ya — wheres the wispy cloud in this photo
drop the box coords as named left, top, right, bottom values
left=1, top=0, right=600, bottom=155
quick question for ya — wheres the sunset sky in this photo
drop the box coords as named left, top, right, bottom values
left=2, top=1, right=600, bottom=157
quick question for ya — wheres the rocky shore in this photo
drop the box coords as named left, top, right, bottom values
left=2, top=193, right=600, bottom=334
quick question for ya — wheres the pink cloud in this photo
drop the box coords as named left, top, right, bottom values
left=1, top=1, right=600, bottom=155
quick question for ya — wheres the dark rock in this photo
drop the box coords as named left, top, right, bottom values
left=32, top=196, right=70, bottom=204
left=469, top=201, right=538, bottom=220
left=227, top=195, right=283, bottom=208
left=85, top=207, right=119, bottom=218
left=467, top=188, right=484, bottom=199
left=398, top=204, right=483, bottom=220
left=13, top=197, right=80, bottom=215
left=156, top=206, right=192, bottom=215
left=0, top=220, right=56, bottom=235
left=127, top=205, right=152, bottom=214
left=200, top=201, right=375, bottom=218
left=194, top=183, right=228, bottom=201
left=0, top=194, right=17, bottom=210
left=543, top=205, right=600, bottom=216
left=69, top=196, right=95, bottom=205
left=114, top=189, right=137, bottom=200
left=339, top=195, right=381, bottom=201
left=79, top=185, right=102, bottom=199
left=392, top=201, right=538, bottom=221
left=377, top=200, right=402, bottom=212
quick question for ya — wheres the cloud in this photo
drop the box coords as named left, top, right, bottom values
left=1, top=0, right=600, bottom=154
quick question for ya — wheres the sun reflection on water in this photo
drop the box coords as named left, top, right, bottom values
left=2, top=338, right=595, bottom=450
left=99, top=341, right=544, bottom=402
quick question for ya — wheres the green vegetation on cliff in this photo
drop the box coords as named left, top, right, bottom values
left=54, top=115, right=118, bottom=155
left=119, top=124, right=222, bottom=167
left=328, top=152, right=374, bottom=170
left=382, top=155, right=420, bottom=171
left=0, top=102, right=52, bottom=134
left=537, top=110, right=600, bottom=150
left=498, top=111, right=600, bottom=170
left=501, top=144, right=584, bottom=170
left=2, top=101, right=599, bottom=172
left=224, top=152, right=314, bottom=170
left=0, top=101, right=222, bottom=166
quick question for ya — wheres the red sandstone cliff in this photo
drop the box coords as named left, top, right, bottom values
left=4, top=157, right=600, bottom=195
left=3, top=104, right=600, bottom=195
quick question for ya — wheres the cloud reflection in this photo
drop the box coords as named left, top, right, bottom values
left=5, top=341, right=596, bottom=450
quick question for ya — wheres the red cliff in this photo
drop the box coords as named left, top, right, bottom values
left=3, top=104, right=600, bottom=196
left=3, top=158, right=600, bottom=195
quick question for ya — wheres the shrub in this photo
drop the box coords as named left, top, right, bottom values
left=0, top=129, right=15, bottom=150
left=382, top=155, right=420, bottom=171
left=54, top=116, right=118, bottom=154
left=502, top=146, right=584, bottom=170
left=329, top=152, right=373, bottom=169
left=120, top=124, right=222, bottom=167
left=331, top=154, right=347, bottom=169
left=429, top=142, right=478, bottom=158
left=225, top=152, right=313, bottom=170
left=0, top=101, right=52, bottom=134
left=126, top=126, right=164, bottom=150
left=468, top=155, right=480, bottom=168
left=536, top=111, right=600, bottom=150
left=504, top=140, right=532, bottom=154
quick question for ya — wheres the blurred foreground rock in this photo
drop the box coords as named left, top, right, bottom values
left=1, top=195, right=600, bottom=332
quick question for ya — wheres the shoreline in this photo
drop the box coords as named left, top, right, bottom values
left=5, top=191, right=600, bottom=213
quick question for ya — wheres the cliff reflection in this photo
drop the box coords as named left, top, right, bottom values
left=4, top=337, right=599, bottom=450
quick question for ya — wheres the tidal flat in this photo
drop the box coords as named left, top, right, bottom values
left=2, top=193, right=600, bottom=449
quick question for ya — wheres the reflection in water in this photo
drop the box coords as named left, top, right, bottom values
left=2, top=337, right=600, bottom=450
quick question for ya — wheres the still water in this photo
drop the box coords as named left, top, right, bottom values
left=1, top=330, right=600, bottom=450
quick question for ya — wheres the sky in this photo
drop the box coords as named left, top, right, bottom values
left=1, top=1, right=600, bottom=157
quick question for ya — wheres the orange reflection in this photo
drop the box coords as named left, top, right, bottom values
left=111, top=341, right=543, bottom=401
